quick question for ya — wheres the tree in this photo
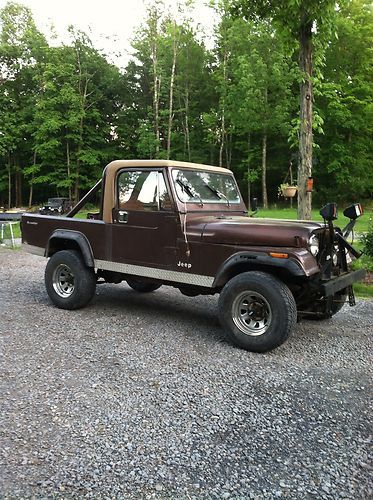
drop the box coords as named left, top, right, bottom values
left=145, top=2, right=164, bottom=157
left=226, top=17, right=295, bottom=208
left=316, top=0, right=373, bottom=201
left=232, top=0, right=338, bottom=219
left=0, top=1, right=46, bottom=207
left=32, top=30, right=121, bottom=201
left=174, top=23, right=213, bottom=163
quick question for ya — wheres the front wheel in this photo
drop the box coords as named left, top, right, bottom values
left=218, top=271, right=297, bottom=353
left=45, top=250, right=96, bottom=310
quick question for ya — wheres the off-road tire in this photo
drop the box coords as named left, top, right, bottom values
left=218, top=271, right=297, bottom=353
left=45, top=250, right=96, bottom=310
left=126, top=278, right=161, bottom=293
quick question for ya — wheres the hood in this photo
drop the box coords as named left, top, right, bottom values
left=188, top=215, right=323, bottom=248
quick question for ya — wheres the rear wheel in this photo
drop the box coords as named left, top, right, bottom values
left=218, top=271, right=297, bottom=353
left=126, top=278, right=161, bottom=293
left=45, top=250, right=96, bottom=310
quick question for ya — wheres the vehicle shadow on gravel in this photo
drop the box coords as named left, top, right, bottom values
left=90, top=283, right=363, bottom=357
left=93, top=282, right=226, bottom=343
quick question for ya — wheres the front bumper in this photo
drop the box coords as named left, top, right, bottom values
left=321, top=269, right=366, bottom=296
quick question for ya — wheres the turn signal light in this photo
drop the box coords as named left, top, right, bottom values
left=269, top=252, right=289, bottom=259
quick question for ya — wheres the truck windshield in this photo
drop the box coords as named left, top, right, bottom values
left=172, top=169, right=241, bottom=205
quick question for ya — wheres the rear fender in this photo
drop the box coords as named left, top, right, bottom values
left=46, top=229, right=94, bottom=267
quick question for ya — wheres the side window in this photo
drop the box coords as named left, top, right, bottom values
left=118, top=170, right=172, bottom=211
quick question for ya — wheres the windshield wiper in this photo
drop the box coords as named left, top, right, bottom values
left=203, top=184, right=230, bottom=208
left=176, top=179, right=204, bottom=207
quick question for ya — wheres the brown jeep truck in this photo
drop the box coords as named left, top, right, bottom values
left=21, top=160, right=366, bottom=352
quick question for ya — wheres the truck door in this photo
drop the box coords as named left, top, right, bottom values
left=111, top=169, right=177, bottom=268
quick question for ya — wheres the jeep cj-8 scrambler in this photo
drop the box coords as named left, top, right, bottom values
left=22, top=160, right=366, bottom=352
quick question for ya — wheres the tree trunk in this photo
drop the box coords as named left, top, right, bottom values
left=247, top=133, right=251, bottom=211
left=28, top=150, right=37, bottom=208
left=7, top=152, right=11, bottom=209
left=74, top=117, right=83, bottom=202
left=262, top=133, right=268, bottom=209
left=167, top=21, right=178, bottom=160
left=226, top=131, right=232, bottom=169
left=219, top=47, right=228, bottom=168
left=66, top=140, right=72, bottom=200
left=298, top=9, right=313, bottom=220
left=28, top=181, right=33, bottom=208
left=16, top=169, right=22, bottom=207
left=75, top=45, right=85, bottom=204
left=219, top=111, right=225, bottom=168
left=154, top=75, right=161, bottom=156
left=74, top=165, right=80, bottom=202
left=75, top=145, right=80, bottom=203
left=184, top=88, right=191, bottom=162
left=15, top=167, right=19, bottom=207
left=150, top=14, right=161, bottom=158
left=289, top=160, right=294, bottom=209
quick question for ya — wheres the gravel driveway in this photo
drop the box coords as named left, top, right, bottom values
left=1, top=248, right=372, bottom=499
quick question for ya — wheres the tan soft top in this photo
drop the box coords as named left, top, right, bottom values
left=102, top=160, right=232, bottom=222
left=104, top=159, right=230, bottom=175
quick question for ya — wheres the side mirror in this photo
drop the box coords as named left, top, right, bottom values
left=320, top=203, right=338, bottom=221
left=343, top=203, right=363, bottom=220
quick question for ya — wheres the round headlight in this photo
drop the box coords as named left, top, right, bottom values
left=308, top=234, right=319, bottom=256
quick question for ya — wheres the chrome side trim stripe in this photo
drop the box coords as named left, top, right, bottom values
left=94, top=259, right=214, bottom=288
left=22, top=243, right=45, bottom=256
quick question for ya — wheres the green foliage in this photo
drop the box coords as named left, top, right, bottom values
left=137, top=119, right=158, bottom=158
left=362, top=220, right=373, bottom=258
left=315, top=0, right=373, bottom=202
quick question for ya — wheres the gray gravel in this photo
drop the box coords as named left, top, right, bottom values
left=1, top=248, right=372, bottom=499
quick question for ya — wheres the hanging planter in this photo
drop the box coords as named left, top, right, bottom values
left=278, top=183, right=298, bottom=198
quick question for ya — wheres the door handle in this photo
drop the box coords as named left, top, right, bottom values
left=118, top=210, right=128, bottom=223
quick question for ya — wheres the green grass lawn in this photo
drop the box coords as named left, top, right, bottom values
left=353, top=283, right=373, bottom=298
left=255, top=207, right=371, bottom=233
left=74, top=210, right=92, bottom=219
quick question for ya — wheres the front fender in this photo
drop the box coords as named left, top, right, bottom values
left=213, top=250, right=316, bottom=288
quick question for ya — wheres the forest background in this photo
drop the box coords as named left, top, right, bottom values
left=0, top=0, right=372, bottom=212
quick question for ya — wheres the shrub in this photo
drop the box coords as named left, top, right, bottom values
left=361, top=219, right=373, bottom=257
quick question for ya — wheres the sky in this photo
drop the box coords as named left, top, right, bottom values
left=0, top=0, right=218, bottom=68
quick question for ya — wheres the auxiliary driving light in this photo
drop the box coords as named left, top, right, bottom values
left=320, top=203, right=338, bottom=221
left=343, top=203, right=363, bottom=220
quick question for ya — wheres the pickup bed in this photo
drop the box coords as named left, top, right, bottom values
left=22, top=160, right=365, bottom=352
